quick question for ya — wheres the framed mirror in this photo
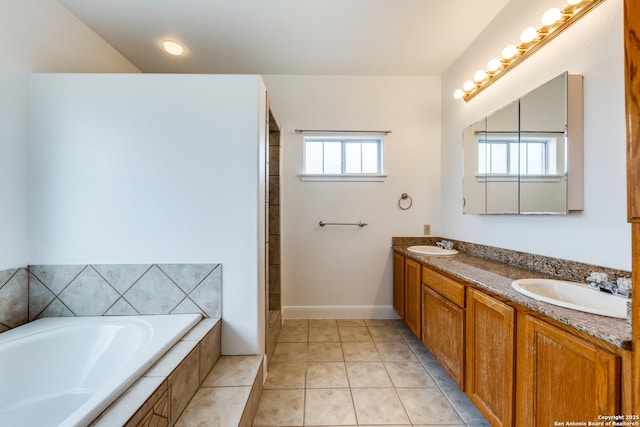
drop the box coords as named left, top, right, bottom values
left=463, top=72, right=583, bottom=215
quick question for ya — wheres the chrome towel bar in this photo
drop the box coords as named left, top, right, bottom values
left=319, top=220, right=368, bottom=228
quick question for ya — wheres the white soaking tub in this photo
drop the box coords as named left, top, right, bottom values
left=0, top=313, right=202, bottom=427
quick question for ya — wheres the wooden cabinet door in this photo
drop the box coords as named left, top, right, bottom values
left=404, top=258, right=421, bottom=337
left=422, top=286, right=465, bottom=388
left=517, top=314, right=620, bottom=426
left=392, top=252, right=405, bottom=318
left=466, top=288, right=515, bottom=427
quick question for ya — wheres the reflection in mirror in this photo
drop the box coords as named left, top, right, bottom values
left=485, top=101, right=519, bottom=214
left=519, top=73, right=568, bottom=214
left=462, top=72, right=583, bottom=215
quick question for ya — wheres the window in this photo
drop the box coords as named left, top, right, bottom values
left=478, top=137, right=556, bottom=176
left=302, top=136, right=385, bottom=180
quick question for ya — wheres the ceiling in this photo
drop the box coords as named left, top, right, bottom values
left=59, top=0, right=510, bottom=75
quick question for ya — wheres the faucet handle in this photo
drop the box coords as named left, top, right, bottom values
left=616, top=277, right=632, bottom=297
left=587, top=272, right=608, bottom=283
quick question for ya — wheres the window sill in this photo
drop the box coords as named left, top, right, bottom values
left=299, top=174, right=388, bottom=182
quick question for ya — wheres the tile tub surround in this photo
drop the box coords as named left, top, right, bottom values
left=253, top=318, right=488, bottom=426
left=0, top=267, right=28, bottom=331
left=393, top=238, right=632, bottom=349
left=28, top=263, right=221, bottom=320
left=91, top=317, right=222, bottom=426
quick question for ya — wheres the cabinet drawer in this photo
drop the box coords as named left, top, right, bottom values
left=422, top=266, right=465, bottom=307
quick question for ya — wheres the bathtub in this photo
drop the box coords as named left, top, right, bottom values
left=0, top=313, right=202, bottom=427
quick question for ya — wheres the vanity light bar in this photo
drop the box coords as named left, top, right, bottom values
left=454, top=0, right=605, bottom=102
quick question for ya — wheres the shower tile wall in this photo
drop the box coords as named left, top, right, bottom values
left=0, top=267, right=29, bottom=331
left=269, top=129, right=281, bottom=310
left=28, top=264, right=221, bottom=321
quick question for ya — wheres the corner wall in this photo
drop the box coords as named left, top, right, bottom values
left=0, top=0, right=139, bottom=271
left=440, top=0, right=630, bottom=270
left=28, top=74, right=265, bottom=354
left=263, top=75, right=441, bottom=318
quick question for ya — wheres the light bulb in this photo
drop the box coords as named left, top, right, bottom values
left=474, top=69, right=488, bottom=82
left=502, top=44, right=519, bottom=60
left=463, top=80, right=475, bottom=92
left=567, top=0, right=582, bottom=4
left=541, top=8, right=562, bottom=26
left=453, top=89, right=465, bottom=99
left=487, top=58, right=502, bottom=72
left=520, top=27, right=538, bottom=43
left=161, top=40, right=185, bottom=56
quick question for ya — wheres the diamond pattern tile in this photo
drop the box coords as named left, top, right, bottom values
left=92, top=264, right=151, bottom=294
left=38, top=299, right=74, bottom=318
left=159, top=264, right=216, bottom=294
left=58, top=267, right=120, bottom=315
left=30, top=265, right=85, bottom=294
left=28, top=273, right=56, bottom=320
left=188, top=266, right=222, bottom=317
left=124, top=266, right=186, bottom=314
left=0, top=268, right=28, bottom=328
left=171, top=298, right=205, bottom=316
left=104, top=298, right=139, bottom=315
left=20, top=263, right=221, bottom=320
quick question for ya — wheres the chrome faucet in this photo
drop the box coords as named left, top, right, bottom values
left=436, top=240, right=454, bottom=251
left=587, top=272, right=631, bottom=298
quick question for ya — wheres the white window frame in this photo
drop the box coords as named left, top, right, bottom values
left=300, top=135, right=387, bottom=182
left=478, top=137, right=553, bottom=176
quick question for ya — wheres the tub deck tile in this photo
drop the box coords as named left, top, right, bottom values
left=202, top=355, right=262, bottom=387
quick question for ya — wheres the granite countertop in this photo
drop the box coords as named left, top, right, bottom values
left=393, top=243, right=632, bottom=350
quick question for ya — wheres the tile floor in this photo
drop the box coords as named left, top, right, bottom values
left=253, top=319, right=489, bottom=427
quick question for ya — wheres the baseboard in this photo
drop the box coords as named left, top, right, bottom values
left=282, top=305, right=401, bottom=319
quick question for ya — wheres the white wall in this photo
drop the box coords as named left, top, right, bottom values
left=263, top=75, right=441, bottom=318
left=441, top=0, right=630, bottom=270
left=0, top=0, right=138, bottom=271
left=29, top=74, right=266, bottom=354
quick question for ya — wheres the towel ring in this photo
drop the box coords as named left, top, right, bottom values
left=398, top=193, right=413, bottom=210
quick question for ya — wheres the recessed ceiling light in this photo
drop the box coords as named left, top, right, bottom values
left=161, top=40, right=185, bottom=56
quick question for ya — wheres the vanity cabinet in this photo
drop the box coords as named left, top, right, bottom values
left=392, top=253, right=421, bottom=337
left=421, top=267, right=465, bottom=388
left=392, top=252, right=405, bottom=318
left=466, top=288, right=515, bottom=427
left=516, top=313, right=620, bottom=426
left=405, top=258, right=422, bottom=337
left=393, top=250, right=627, bottom=425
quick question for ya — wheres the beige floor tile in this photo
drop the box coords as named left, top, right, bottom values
left=202, top=355, right=262, bottom=387
left=364, top=319, right=396, bottom=327
left=384, top=361, right=437, bottom=388
left=396, top=388, right=464, bottom=425
left=264, top=362, right=306, bottom=389
left=253, top=389, right=305, bottom=426
left=308, top=342, right=344, bottom=362
left=175, top=386, right=250, bottom=427
left=342, top=341, right=380, bottom=361
left=309, top=326, right=340, bottom=342
left=271, top=342, right=307, bottom=362
left=306, top=362, right=350, bottom=388
left=309, top=319, right=337, bottom=328
left=368, top=325, right=404, bottom=342
left=338, top=326, right=372, bottom=342
left=283, top=319, right=309, bottom=328
left=375, top=341, right=418, bottom=361
left=304, top=389, right=357, bottom=425
left=278, top=326, right=309, bottom=342
left=351, top=388, right=410, bottom=425
left=346, top=362, right=393, bottom=388
left=337, top=319, right=366, bottom=327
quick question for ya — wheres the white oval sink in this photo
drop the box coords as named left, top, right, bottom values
left=512, top=278, right=627, bottom=319
left=407, top=245, right=458, bottom=256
